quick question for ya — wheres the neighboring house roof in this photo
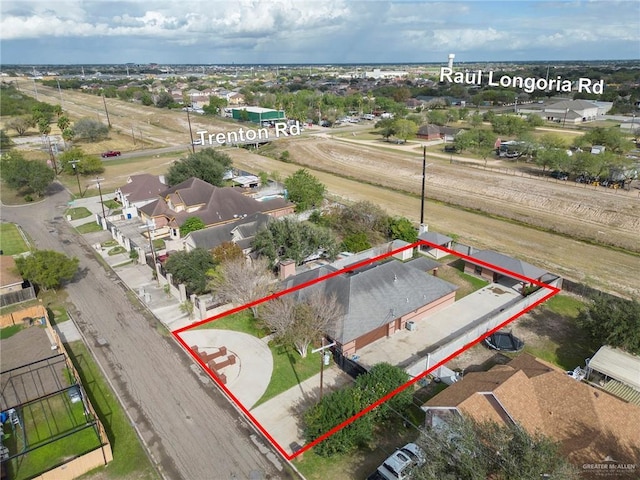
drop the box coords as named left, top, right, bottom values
left=424, top=354, right=640, bottom=465
left=545, top=99, right=598, bottom=112
left=140, top=177, right=294, bottom=228
left=419, top=231, right=453, bottom=247
left=185, top=212, right=271, bottom=251
left=404, top=257, right=441, bottom=272
left=283, top=260, right=458, bottom=345
left=466, top=250, right=547, bottom=280
left=588, top=346, right=640, bottom=391
left=118, top=174, right=167, bottom=204
left=0, top=256, right=23, bottom=288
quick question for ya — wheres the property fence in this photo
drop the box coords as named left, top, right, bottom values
left=0, top=283, right=36, bottom=308
left=0, top=304, right=46, bottom=328
left=404, top=278, right=561, bottom=378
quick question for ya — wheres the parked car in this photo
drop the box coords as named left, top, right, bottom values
left=550, top=170, right=569, bottom=180
left=367, top=443, right=426, bottom=480
left=101, top=150, right=121, bottom=158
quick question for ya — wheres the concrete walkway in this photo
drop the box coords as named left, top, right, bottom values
left=179, top=329, right=273, bottom=410
left=250, top=365, right=354, bottom=455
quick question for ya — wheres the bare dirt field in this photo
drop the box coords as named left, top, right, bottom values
left=8, top=83, right=640, bottom=298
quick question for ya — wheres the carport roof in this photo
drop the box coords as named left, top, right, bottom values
left=466, top=250, right=547, bottom=281
left=588, top=346, right=640, bottom=390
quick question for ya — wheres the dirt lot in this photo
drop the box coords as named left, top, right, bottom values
left=8, top=83, right=640, bottom=298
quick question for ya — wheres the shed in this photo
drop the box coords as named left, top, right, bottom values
left=587, top=346, right=640, bottom=391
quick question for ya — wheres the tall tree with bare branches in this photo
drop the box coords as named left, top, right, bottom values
left=208, top=257, right=275, bottom=316
left=260, top=290, right=344, bottom=358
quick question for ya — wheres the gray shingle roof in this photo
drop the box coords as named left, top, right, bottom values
left=186, top=212, right=271, bottom=250
left=467, top=250, right=547, bottom=280
left=418, top=231, right=453, bottom=247
left=283, top=260, right=458, bottom=345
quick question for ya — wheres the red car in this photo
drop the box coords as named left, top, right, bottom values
left=101, top=150, right=121, bottom=158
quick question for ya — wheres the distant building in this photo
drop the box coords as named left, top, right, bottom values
left=232, top=107, right=286, bottom=124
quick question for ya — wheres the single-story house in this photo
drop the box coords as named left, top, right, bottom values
left=139, top=177, right=294, bottom=240
left=183, top=212, right=271, bottom=253
left=422, top=354, right=640, bottom=466
left=463, top=250, right=548, bottom=285
left=416, top=125, right=462, bottom=142
left=282, top=258, right=458, bottom=357
left=418, top=231, right=453, bottom=259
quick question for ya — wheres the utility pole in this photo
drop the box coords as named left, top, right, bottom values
left=95, top=177, right=106, bottom=219
left=102, top=95, right=112, bottom=128
left=186, top=107, right=195, bottom=154
left=70, top=160, right=82, bottom=197
left=311, top=338, right=335, bottom=400
left=420, top=146, right=427, bottom=226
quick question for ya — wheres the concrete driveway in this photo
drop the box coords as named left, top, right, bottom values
left=179, top=329, right=273, bottom=410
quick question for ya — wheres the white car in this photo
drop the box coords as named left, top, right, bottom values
left=369, top=443, right=426, bottom=480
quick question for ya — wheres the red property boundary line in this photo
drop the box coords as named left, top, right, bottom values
left=172, top=240, right=560, bottom=461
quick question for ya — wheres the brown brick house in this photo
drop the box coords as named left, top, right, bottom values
left=139, top=177, right=294, bottom=240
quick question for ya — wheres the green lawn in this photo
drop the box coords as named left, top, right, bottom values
left=4, top=392, right=103, bottom=480
left=0, top=222, right=29, bottom=255
left=0, top=324, right=23, bottom=339
left=254, top=341, right=323, bottom=407
left=107, top=246, right=126, bottom=256
left=197, top=310, right=324, bottom=406
left=65, top=340, right=158, bottom=479
left=102, top=199, right=120, bottom=209
left=75, top=221, right=103, bottom=234
left=65, top=206, right=92, bottom=220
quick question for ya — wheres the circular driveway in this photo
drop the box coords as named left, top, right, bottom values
left=179, top=329, right=273, bottom=409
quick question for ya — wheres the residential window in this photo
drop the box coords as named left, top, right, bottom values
left=474, top=265, right=482, bottom=275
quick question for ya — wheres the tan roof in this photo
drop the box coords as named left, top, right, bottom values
left=0, top=256, right=23, bottom=288
left=424, top=354, right=640, bottom=465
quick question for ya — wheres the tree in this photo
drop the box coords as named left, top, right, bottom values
left=15, top=250, right=79, bottom=290
left=203, top=95, right=228, bottom=115
left=575, top=127, right=627, bottom=153
left=324, top=201, right=391, bottom=246
left=57, top=114, right=71, bottom=133
left=155, top=91, right=175, bottom=108
left=389, top=217, right=418, bottom=243
left=0, top=129, right=14, bottom=150
left=164, top=248, right=216, bottom=295
left=375, top=118, right=396, bottom=141
left=180, top=216, right=205, bottom=237
left=491, top=115, right=530, bottom=136
left=341, top=232, right=371, bottom=252
left=180, top=300, right=195, bottom=319
left=284, top=169, right=325, bottom=212
left=208, top=257, right=274, bottom=317
left=58, top=147, right=104, bottom=175
left=393, top=118, right=418, bottom=143
left=354, top=362, right=412, bottom=419
left=6, top=116, right=33, bottom=136
left=211, top=241, right=244, bottom=264
left=577, top=294, right=640, bottom=355
left=260, top=289, right=343, bottom=357
left=252, top=217, right=338, bottom=265
left=413, top=416, right=579, bottom=480
left=0, top=151, right=54, bottom=197
left=73, top=118, right=109, bottom=142
left=166, top=148, right=232, bottom=186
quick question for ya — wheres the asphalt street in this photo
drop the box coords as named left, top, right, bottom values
left=0, top=183, right=289, bottom=480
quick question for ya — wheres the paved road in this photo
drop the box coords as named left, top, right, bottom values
left=0, top=184, right=289, bottom=480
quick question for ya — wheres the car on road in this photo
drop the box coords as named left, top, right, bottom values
left=367, top=443, right=426, bottom=480
left=101, top=150, right=121, bottom=158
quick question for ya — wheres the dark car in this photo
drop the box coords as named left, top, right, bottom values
left=484, top=331, right=524, bottom=353
left=550, top=170, right=569, bottom=180
left=101, top=150, right=121, bottom=158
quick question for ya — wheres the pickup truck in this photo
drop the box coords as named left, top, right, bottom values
left=367, top=443, right=425, bottom=480
left=101, top=150, right=121, bottom=158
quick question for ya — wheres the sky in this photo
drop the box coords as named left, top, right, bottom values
left=0, top=0, right=639, bottom=65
